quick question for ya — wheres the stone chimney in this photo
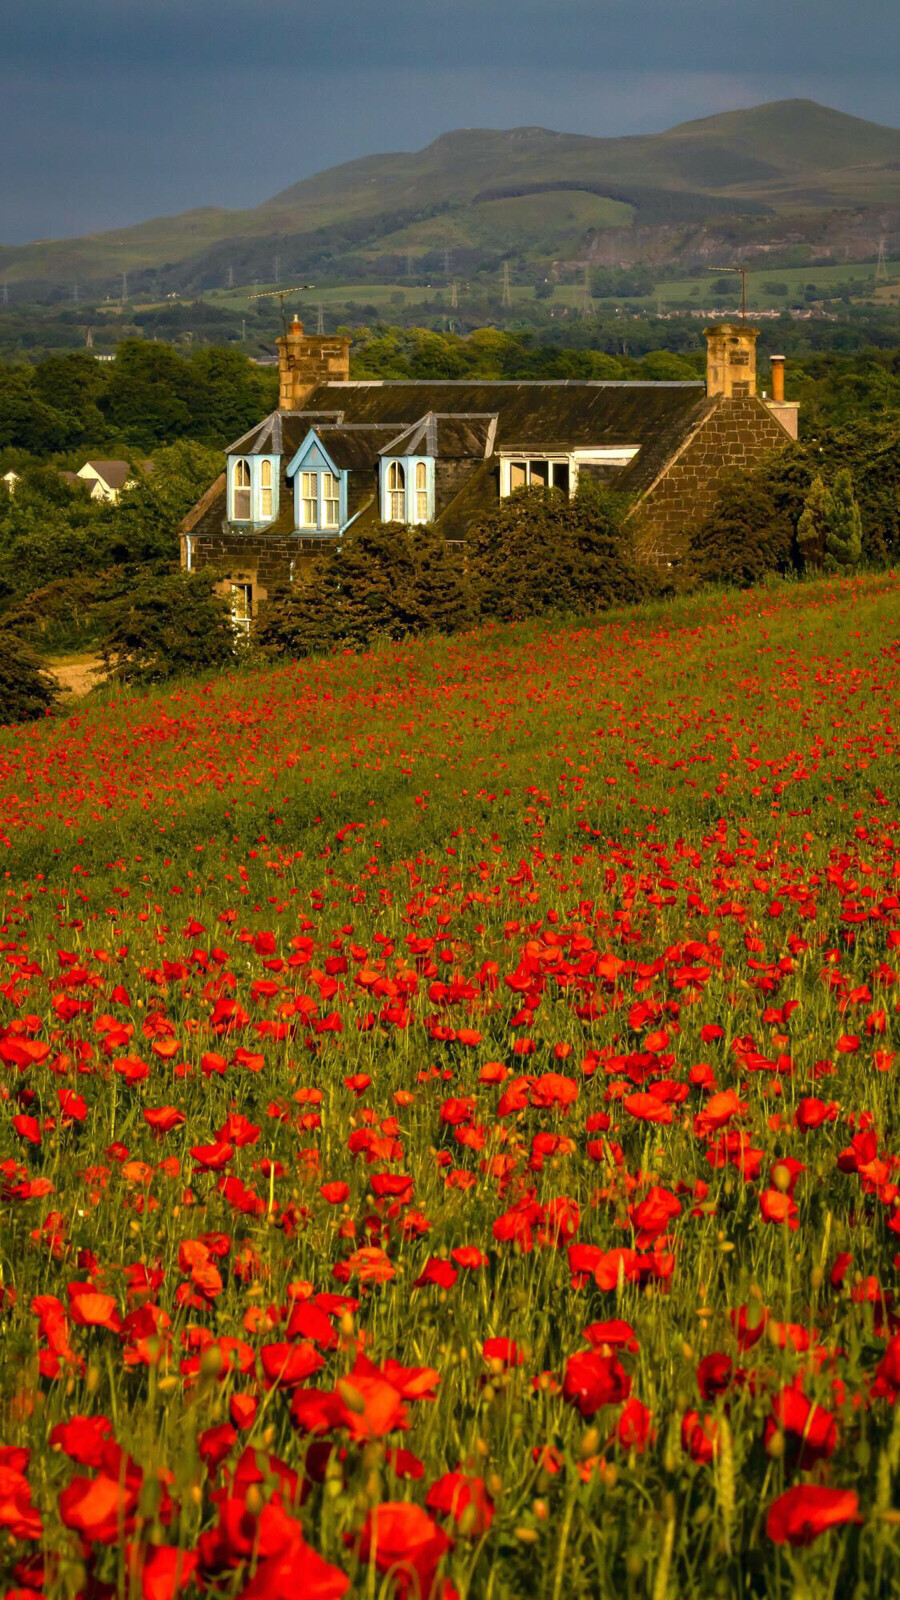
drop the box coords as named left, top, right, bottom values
left=276, top=316, right=351, bottom=410
left=763, top=353, right=799, bottom=439
left=704, top=322, right=759, bottom=398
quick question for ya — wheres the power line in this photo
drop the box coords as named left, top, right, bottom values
left=450, top=280, right=459, bottom=309
left=501, top=262, right=512, bottom=308
left=273, top=253, right=281, bottom=285
left=121, top=271, right=128, bottom=304
left=875, top=236, right=888, bottom=282
left=227, top=264, right=234, bottom=289
left=316, top=303, right=325, bottom=334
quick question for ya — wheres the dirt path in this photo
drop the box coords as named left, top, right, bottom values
left=46, top=654, right=106, bottom=698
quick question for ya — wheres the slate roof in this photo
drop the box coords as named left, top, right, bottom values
left=185, top=380, right=717, bottom=544
left=379, top=412, right=498, bottom=460
left=299, top=381, right=708, bottom=452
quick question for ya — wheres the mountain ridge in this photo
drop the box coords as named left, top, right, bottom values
left=1, top=99, right=897, bottom=296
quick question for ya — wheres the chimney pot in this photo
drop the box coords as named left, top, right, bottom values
left=770, top=355, right=785, bottom=404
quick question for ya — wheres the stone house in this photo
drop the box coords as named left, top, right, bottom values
left=181, top=319, right=798, bottom=628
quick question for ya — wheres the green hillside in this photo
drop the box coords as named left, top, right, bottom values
left=0, top=100, right=896, bottom=295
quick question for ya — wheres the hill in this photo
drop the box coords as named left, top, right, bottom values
left=0, top=99, right=897, bottom=297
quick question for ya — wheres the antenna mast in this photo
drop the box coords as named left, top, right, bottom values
left=710, top=265, right=747, bottom=320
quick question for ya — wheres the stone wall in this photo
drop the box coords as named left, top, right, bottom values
left=183, top=528, right=329, bottom=612
left=631, top=396, right=791, bottom=565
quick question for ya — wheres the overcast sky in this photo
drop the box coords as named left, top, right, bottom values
left=3, top=0, right=897, bottom=244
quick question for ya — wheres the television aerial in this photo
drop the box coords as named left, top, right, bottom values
left=248, top=284, right=316, bottom=336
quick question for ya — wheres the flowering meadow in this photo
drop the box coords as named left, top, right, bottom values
left=0, top=573, right=898, bottom=1600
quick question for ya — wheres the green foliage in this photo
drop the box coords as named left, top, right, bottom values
left=100, top=568, right=237, bottom=685
left=258, top=524, right=470, bottom=658
left=468, top=483, right=651, bottom=621
left=106, top=440, right=222, bottom=564
left=824, top=468, right=863, bottom=566
left=796, top=474, right=830, bottom=569
left=0, top=342, right=276, bottom=458
left=0, top=631, right=58, bottom=725
left=688, top=474, right=797, bottom=588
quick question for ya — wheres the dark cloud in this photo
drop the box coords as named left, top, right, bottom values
left=2, top=0, right=897, bottom=242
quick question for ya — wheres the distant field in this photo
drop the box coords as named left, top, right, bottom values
left=190, top=256, right=892, bottom=324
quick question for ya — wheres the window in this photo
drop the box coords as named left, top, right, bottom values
left=230, top=582, right=253, bottom=631
left=415, top=461, right=428, bottom=523
left=387, top=461, right=406, bottom=521
left=260, top=459, right=273, bottom=518
left=300, top=471, right=318, bottom=528
left=322, top=471, right=340, bottom=529
left=233, top=458, right=251, bottom=520
left=503, top=458, right=571, bottom=497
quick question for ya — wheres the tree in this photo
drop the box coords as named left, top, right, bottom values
left=796, top=474, right=830, bottom=570
left=824, top=468, right=863, bottom=566
left=468, top=483, right=650, bottom=621
left=688, top=474, right=797, bottom=588
left=100, top=569, right=237, bottom=684
left=105, top=440, right=223, bottom=564
left=0, top=632, right=58, bottom=725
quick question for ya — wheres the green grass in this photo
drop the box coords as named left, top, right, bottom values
left=0, top=574, right=899, bottom=1598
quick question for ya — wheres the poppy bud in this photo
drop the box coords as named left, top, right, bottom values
left=245, top=1484, right=265, bottom=1516
left=514, top=1527, right=539, bottom=1544
left=532, top=1498, right=548, bottom=1521
left=337, top=1379, right=367, bottom=1413
left=766, top=1428, right=785, bottom=1459
left=578, top=1427, right=601, bottom=1460
left=158, top=1375, right=178, bottom=1394
left=86, top=1365, right=100, bottom=1395
left=772, top=1164, right=792, bottom=1193
left=625, top=1551, right=643, bottom=1577
left=339, top=1311, right=355, bottom=1337
left=200, top=1344, right=224, bottom=1379
left=458, top=1503, right=479, bottom=1537
left=810, top=1266, right=824, bottom=1291
left=487, top=1472, right=503, bottom=1497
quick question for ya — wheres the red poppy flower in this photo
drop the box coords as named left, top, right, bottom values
left=354, top=1503, right=451, bottom=1600
left=563, top=1350, right=631, bottom=1416
left=766, top=1485, right=859, bottom=1545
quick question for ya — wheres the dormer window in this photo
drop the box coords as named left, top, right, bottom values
left=322, top=472, right=340, bottom=529
left=297, top=468, right=343, bottom=530
left=387, top=461, right=406, bottom=521
left=380, top=457, right=433, bottom=524
left=415, top=461, right=428, bottom=522
left=260, top=459, right=273, bottom=518
left=228, top=454, right=279, bottom=522
left=233, top=458, right=251, bottom=520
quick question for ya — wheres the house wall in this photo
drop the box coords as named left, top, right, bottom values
left=182, top=529, right=326, bottom=611
left=631, top=396, right=792, bottom=565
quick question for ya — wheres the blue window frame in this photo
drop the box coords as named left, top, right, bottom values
left=286, top=431, right=347, bottom=533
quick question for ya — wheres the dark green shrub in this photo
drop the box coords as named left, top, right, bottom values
left=100, top=568, right=237, bottom=684
left=824, top=468, right=863, bottom=566
left=688, top=474, right=797, bottom=588
left=0, top=632, right=59, bottom=726
left=468, top=483, right=650, bottom=620
left=258, top=523, right=470, bottom=658
left=796, top=474, right=830, bottom=570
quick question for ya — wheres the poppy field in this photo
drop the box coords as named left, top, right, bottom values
left=0, top=572, right=898, bottom=1599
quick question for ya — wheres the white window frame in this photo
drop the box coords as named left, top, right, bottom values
left=296, top=467, right=343, bottom=532
left=230, top=582, right=253, bottom=634
left=321, top=471, right=340, bottom=529
left=387, top=461, right=406, bottom=522
left=381, top=457, right=433, bottom=524
left=232, top=457, right=251, bottom=520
